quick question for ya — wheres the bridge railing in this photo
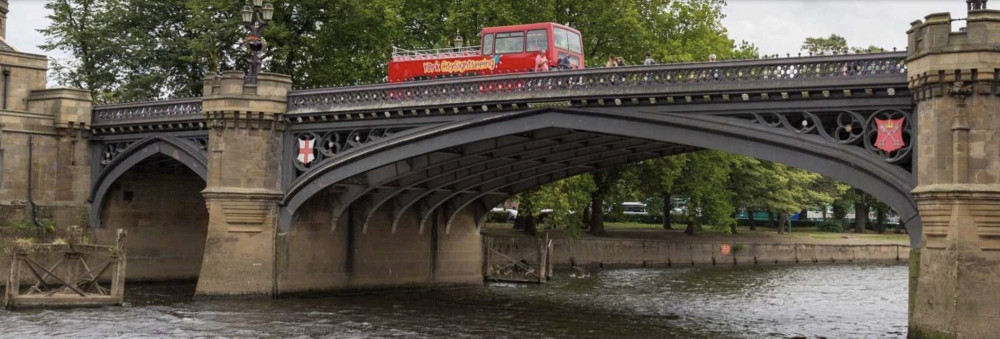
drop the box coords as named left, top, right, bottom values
left=87, top=52, right=907, bottom=127
left=286, top=52, right=906, bottom=114
left=91, top=97, right=203, bottom=128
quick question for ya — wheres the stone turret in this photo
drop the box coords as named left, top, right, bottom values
left=907, top=9, right=1000, bottom=339
left=196, top=70, right=292, bottom=297
left=0, top=0, right=7, bottom=40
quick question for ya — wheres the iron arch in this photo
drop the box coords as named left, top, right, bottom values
left=89, top=134, right=208, bottom=228
left=280, top=108, right=920, bottom=247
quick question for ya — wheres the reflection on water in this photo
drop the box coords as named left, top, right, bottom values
left=0, top=264, right=907, bottom=339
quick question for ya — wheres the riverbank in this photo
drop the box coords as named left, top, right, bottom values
left=486, top=222, right=909, bottom=244
left=483, top=224, right=909, bottom=269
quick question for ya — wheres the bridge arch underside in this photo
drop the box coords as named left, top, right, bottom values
left=92, top=154, right=209, bottom=283
left=276, top=108, right=919, bottom=293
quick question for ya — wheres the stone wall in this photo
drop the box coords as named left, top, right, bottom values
left=92, top=155, right=208, bottom=281
left=485, top=235, right=909, bottom=270
left=0, top=50, right=47, bottom=112
left=0, top=49, right=91, bottom=229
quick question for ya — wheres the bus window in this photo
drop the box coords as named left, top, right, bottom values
left=554, top=28, right=582, bottom=53
left=482, top=33, right=494, bottom=55
left=526, top=29, right=548, bottom=52
left=553, top=29, right=568, bottom=51
left=495, top=31, right=525, bottom=54
left=567, top=31, right=582, bottom=53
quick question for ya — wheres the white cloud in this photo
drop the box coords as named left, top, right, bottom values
left=8, top=0, right=53, bottom=55
left=722, top=0, right=969, bottom=55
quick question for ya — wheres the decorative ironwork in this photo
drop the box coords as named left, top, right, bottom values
left=287, top=52, right=906, bottom=114
left=97, top=135, right=208, bottom=169
left=184, top=137, right=209, bottom=151
left=292, top=128, right=402, bottom=173
left=86, top=53, right=907, bottom=130
left=747, top=108, right=913, bottom=166
left=100, top=141, right=135, bottom=167
left=92, top=98, right=202, bottom=126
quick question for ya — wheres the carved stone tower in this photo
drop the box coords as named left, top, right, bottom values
left=0, top=0, right=7, bottom=40
left=195, top=71, right=291, bottom=296
left=907, top=9, right=1000, bottom=338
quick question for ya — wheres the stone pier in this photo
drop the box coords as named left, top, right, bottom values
left=908, top=10, right=1000, bottom=338
left=194, top=71, right=290, bottom=297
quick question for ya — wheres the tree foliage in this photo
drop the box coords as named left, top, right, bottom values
left=801, top=34, right=885, bottom=55
left=40, top=0, right=754, bottom=102
left=516, top=175, right=595, bottom=236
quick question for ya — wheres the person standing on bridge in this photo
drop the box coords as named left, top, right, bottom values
left=535, top=49, right=550, bottom=72
left=606, top=55, right=618, bottom=68
left=643, top=53, right=656, bottom=66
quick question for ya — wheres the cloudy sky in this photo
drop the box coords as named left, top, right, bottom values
left=6, top=0, right=971, bottom=59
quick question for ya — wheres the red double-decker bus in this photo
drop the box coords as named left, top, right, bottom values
left=388, top=22, right=584, bottom=82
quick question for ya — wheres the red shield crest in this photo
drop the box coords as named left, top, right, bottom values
left=297, top=138, right=316, bottom=165
left=874, top=117, right=905, bottom=152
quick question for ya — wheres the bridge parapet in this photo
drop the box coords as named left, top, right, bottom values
left=87, top=53, right=907, bottom=134
left=91, top=97, right=203, bottom=134
left=286, top=52, right=907, bottom=119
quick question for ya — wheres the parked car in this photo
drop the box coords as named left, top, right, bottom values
left=622, top=202, right=649, bottom=216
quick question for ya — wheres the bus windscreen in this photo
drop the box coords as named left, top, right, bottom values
left=554, top=28, right=582, bottom=53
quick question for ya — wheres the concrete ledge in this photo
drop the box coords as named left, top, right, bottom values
left=486, top=235, right=909, bottom=270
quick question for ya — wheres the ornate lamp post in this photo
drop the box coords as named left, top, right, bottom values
left=241, top=0, right=274, bottom=84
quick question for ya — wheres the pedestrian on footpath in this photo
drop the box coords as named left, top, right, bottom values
left=643, top=53, right=656, bottom=66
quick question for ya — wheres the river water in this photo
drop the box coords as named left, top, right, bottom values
left=0, top=264, right=907, bottom=338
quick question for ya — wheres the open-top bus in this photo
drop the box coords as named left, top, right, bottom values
left=388, top=22, right=584, bottom=82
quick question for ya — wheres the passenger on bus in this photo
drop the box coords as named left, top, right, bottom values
left=556, top=56, right=571, bottom=70
left=535, top=50, right=550, bottom=72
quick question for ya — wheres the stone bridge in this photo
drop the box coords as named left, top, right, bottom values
left=2, top=7, right=999, bottom=338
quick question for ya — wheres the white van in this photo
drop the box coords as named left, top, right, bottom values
left=622, top=202, right=648, bottom=216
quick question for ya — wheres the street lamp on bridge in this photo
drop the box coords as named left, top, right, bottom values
left=241, top=0, right=274, bottom=84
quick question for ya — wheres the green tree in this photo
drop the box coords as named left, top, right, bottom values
left=587, top=168, right=628, bottom=236
left=851, top=45, right=885, bottom=54
left=842, top=188, right=878, bottom=234
left=674, top=151, right=735, bottom=235
left=627, top=156, right=687, bottom=230
left=801, top=34, right=848, bottom=54
left=519, top=175, right=595, bottom=236
left=42, top=0, right=753, bottom=100
left=727, top=156, right=775, bottom=233
left=730, top=161, right=832, bottom=234
left=802, top=34, right=887, bottom=56
left=39, top=0, right=118, bottom=98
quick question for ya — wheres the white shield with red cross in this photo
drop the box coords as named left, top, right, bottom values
left=297, top=138, right=316, bottom=165
left=874, top=117, right=905, bottom=152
